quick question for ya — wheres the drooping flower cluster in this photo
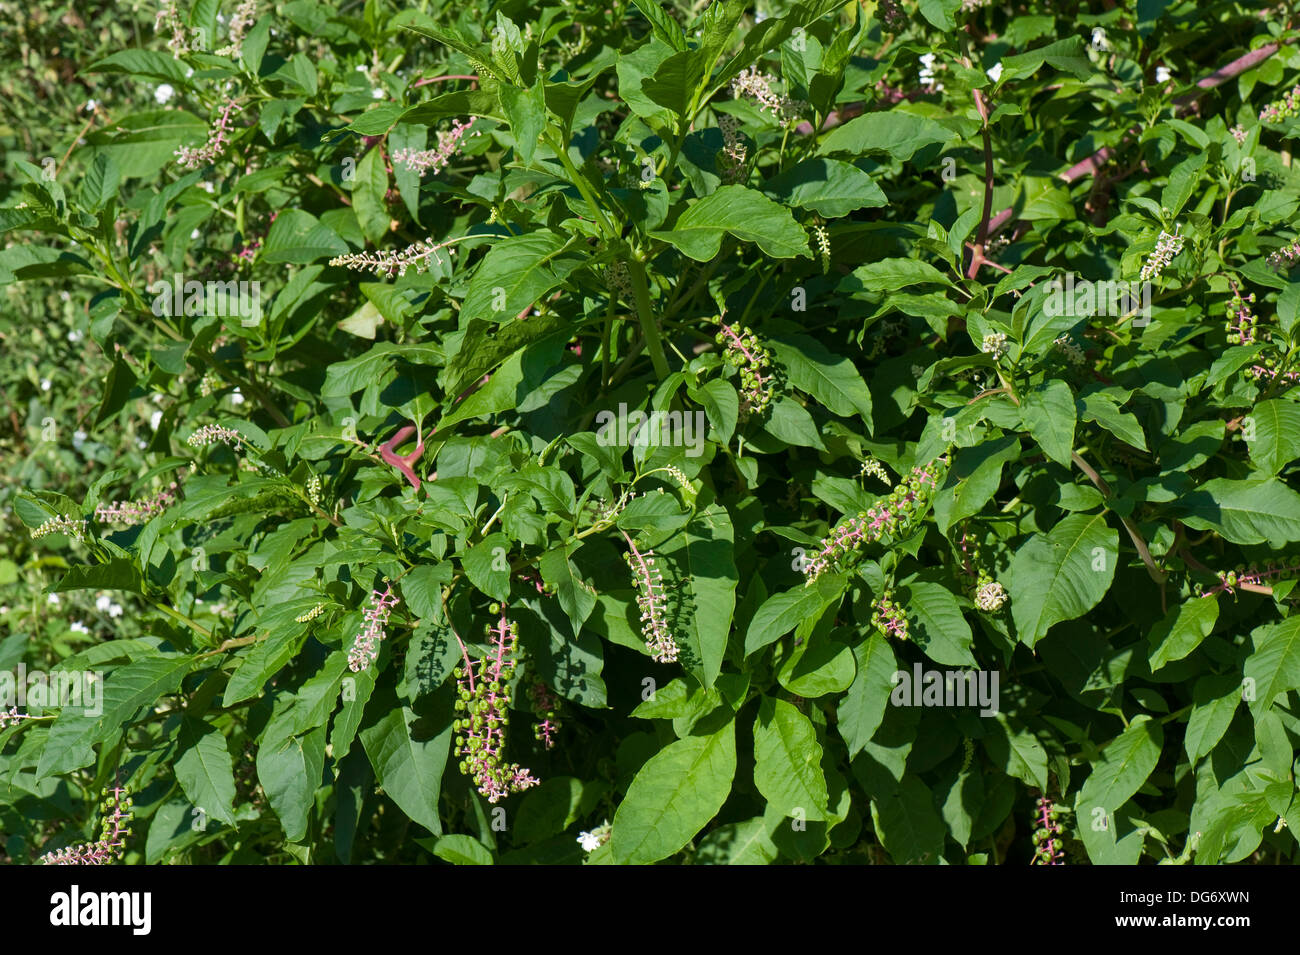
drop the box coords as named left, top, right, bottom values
left=1259, top=83, right=1300, bottom=123
left=453, top=611, right=540, bottom=802
left=216, top=0, right=258, bottom=58
left=871, top=591, right=909, bottom=641
left=859, top=456, right=892, bottom=487
left=329, top=238, right=455, bottom=277
left=975, top=580, right=1008, bottom=612
left=155, top=0, right=192, bottom=57
left=981, top=331, right=1009, bottom=359
left=39, top=786, right=134, bottom=865
left=175, top=98, right=242, bottom=170
left=347, top=585, right=399, bottom=672
left=812, top=224, right=831, bottom=273
left=1224, top=281, right=1259, bottom=345
left=717, top=114, right=749, bottom=184
left=528, top=680, right=561, bottom=750
left=730, top=67, right=804, bottom=125
left=187, top=423, right=241, bottom=447
left=31, top=516, right=87, bottom=542
left=391, top=119, right=474, bottom=177
left=958, top=526, right=1008, bottom=612
left=306, top=474, right=322, bottom=507
left=716, top=321, right=776, bottom=418
left=95, top=476, right=183, bottom=525
left=1031, top=796, right=1066, bottom=865
left=296, top=602, right=326, bottom=623
left=1230, top=124, right=1248, bottom=145
left=1139, top=228, right=1184, bottom=281
left=1267, top=237, right=1300, bottom=273
left=803, top=457, right=947, bottom=581
left=0, top=707, right=29, bottom=730
left=622, top=533, right=678, bottom=663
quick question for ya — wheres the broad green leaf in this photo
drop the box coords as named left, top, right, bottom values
left=359, top=703, right=452, bottom=836
left=1247, top=399, right=1300, bottom=474
left=761, top=158, right=887, bottom=217
left=1178, top=478, right=1300, bottom=545
left=257, top=721, right=327, bottom=843
left=836, top=633, right=896, bottom=757
left=769, top=333, right=873, bottom=425
left=870, top=776, right=945, bottom=864
left=1078, top=715, right=1163, bottom=817
left=459, top=232, right=583, bottom=325
left=351, top=147, right=390, bottom=246
left=818, top=110, right=957, bottom=161
left=1148, top=596, right=1218, bottom=671
left=611, top=720, right=736, bottom=864
left=1007, top=512, right=1117, bottom=647
left=852, top=258, right=949, bottom=291
left=433, top=834, right=494, bottom=865
left=753, top=696, right=830, bottom=820
left=658, top=501, right=738, bottom=687
left=650, top=185, right=810, bottom=260
left=899, top=580, right=977, bottom=667
left=1243, top=617, right=1300, bottom=716
left=1020, top=379, right=1076, bottom=466
left=174, top=717, right=237, bottom=827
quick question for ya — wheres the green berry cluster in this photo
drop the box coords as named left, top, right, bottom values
left=716, top=321, right=776, bottom=418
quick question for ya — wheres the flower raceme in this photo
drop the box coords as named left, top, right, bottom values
left=174, top=97, right=242, bottom=170
left=621, top=531, right=679, bottom=664
left=95, top=475, right=184, bottom=526
left=329, top=238, right=456, bottom=278
left=39, top=786, right=134, bottom=865
left=803, top=456, right=948, bottom=582
left=391, top=119, right=474, bottom=177
left=453, top=611, right=539, bottom=803
left=347, top=585, right=399, bottom=672
left=1031, top=796, right=1066, bottom=865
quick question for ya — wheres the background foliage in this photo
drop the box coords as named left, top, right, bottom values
left=3, top=0, right=1300, bottom=865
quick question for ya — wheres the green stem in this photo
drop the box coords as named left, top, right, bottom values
left=627, top=256, right=671, bottom=379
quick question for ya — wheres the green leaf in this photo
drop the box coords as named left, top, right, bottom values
left=852, top=258, right=949, bottom=291
left=539, top=542, right=598, bottom=638
left=769, top=333, right=873, bottom=426
left=982, top=715, right=1048, bottom=791
left=1007, top=512, right=1117, bottom=647
left=753, top=696, right=830, bottom=820
left=899, top=580, right=977, bottom=667
left=257, top=721, right=327, bottom=843
left=818, top=109, right=957, bottom=161
left=459, top=232, right=583, bottom=325
left=1078, top=715, right=1163, bottom=817
left=174, top=717, right=237, bottom=827
left=351, top=147, right=390, bottom=246
left=38, top=653, right=195, bottom=780
left=499, top=82, right=548, bottom=163
left=745, top=575, right=844, bottom=655
left=933, top=437, right=1020, bottom=534
left=1148, top=596, right=1218, bottom=671
left=432, top=833, right=494, bottom=865
left=1178, top=478, right=1300, bottom=545
left=650, top=185, right=810, bottom=261
left=1247, top=399, right=1300, bottom=475
left=761, top=158, right=887, bottom=217
left=836, top=633, right=897, bottom=757
left=611, top=719, right=736, bottom=864
left=1243, top=617, right=1300, bottom=716
left=870, top=776, right=945, bottom=864
left=999, top=37, right=1093, bottom=83
left=462, top=532, right=513, bottom=602
left=1185, top=674, right=1241, bottom=763
left=359, top=703, right=451, bottom=836
left=1020, top=379, right=1076, bottom=466
left=658, top=501, right=738, bottom=687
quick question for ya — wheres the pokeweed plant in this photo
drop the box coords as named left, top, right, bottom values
left=2, top=0, right=1300, bottom=866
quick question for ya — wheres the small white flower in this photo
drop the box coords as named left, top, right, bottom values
left=986, top=62, right=1003, bottom=83
left=155, top=84, right=175, bottom=105
left=136, top=439, right=147, bottom=449
left=84, top=99, right=98, bottom=112
left=151, top=410, right=163, bottom=431
left=185, top=67, right=194, bottom=79
left=73, top=429, right=87, bottom=450
left=372, top=88, right=385, bottom=99
left=67, top=329, right=83, bottom=342
left=95, top=595, right=113, bottom=613
left=60, top=291, right=71, bottom=302
left=1091, top=27, right=1108, bottom=50
left=356, top=64, right=367, bottom=72
left=109, top=603, right=123, bottom=618
left=70, top=621, right=90, bottom=634
left=40, top=378, right=51, bottom=391
left=191, top=228, right=201, bottom=240
left=1156, top=66, right=1172, bottom=83
left=229, top=388, right=245, bottom=406
left=201, top=181, right=215, bottom=193
left=0, top=606, right=8, bottom=615
left=577, top=820, right=612, bottom=853
left=48, top=594, right=60, bottom=605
